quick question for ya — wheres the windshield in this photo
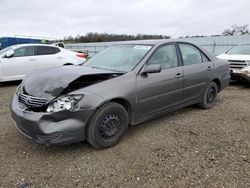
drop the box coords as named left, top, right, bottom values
left=226, top=45, right=250, bottom=55
left=0, top=46, right=14, bottom=56
left=84, top=45, right=152, bottom=72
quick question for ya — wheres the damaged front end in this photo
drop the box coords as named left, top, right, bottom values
left=18, top=73, right=121, bottom=113
left=231, top=66, right=250, bottom=82
left=10, top=66, right=124, bottom=145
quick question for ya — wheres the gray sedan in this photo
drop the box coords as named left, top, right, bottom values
left=11, top=40, right=230, bottom=148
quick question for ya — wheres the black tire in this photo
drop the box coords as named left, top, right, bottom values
left=198, top=82, right=218, bottom=109
left=87, top=102, right=128, bottom=149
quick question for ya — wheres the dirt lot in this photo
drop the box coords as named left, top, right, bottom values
left=0, top=82, right=249, bottom=188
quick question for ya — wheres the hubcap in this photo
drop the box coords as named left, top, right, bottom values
left=99, top=114, right=121, bottom=139
left=207, top=87, right=216, bottom=104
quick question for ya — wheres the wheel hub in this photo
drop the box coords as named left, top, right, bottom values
left=207, top=87, right=216, bottom=103
left=99, top=114, right=121, bottom=139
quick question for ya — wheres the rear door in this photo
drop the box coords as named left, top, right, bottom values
left=178, top=43, right=214, bottom=103
left=35, top=46, right=62, bottom=69
left=1, top=46, right=36, bottom=80
left=135, top=43, right=184, bottom=120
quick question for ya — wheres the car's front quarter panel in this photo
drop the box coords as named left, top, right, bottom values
left=76, top=72, right=137, bottom=120
left=70, top=90, right=105, bottom=110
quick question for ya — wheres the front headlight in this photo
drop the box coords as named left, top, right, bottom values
left=46, top=95, right=83, bottom=113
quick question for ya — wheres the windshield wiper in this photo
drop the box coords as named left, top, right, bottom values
left=89, top=66, right=126, bottom=73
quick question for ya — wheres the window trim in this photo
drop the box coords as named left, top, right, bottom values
left=177, top=42, right=211, bottom=66
left=35, top=46, right=61, bottom=56
left=145, top=42, right=181, bottom=71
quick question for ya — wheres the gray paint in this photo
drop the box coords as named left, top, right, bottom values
left=11, top=40, right=230, bottom=145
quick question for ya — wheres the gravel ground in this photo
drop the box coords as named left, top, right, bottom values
left=0, top=81, right=249, bottom=188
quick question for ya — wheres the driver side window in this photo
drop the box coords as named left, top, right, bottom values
left=13, top=46, right=35, bottom=57
left=147, top=44, right=178, bottom=70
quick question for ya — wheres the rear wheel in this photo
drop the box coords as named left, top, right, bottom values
left=198, top=82, right=218, bottom=109
left=87, top=102, right=128, bottom=149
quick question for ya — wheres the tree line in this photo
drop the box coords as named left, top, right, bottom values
left=62, top=24, right=249, bottom=43
left=63, top=33, right=170, bottom=43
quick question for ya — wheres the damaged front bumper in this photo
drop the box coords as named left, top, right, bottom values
left=230, top=68, right=250, bottom=82
left=10, top=94, right=94, bottom=145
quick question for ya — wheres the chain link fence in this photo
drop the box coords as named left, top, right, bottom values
left=66, top=35, right=250, bottom=57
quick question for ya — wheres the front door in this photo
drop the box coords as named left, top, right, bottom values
left=135, top=43, right=184, bottom=121
left=1, top=46, right=37, bottom=80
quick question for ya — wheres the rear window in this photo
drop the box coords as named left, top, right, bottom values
left=36, top=46, right=60, bottom=55
left=179, top=44, right=203, bottom=65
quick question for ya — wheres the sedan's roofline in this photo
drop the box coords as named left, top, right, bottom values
left=109, top=39, right=196, bottom=46
left=8, top=43, right=58, bottom=48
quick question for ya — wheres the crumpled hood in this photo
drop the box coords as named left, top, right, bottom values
left=22, top=65, right=119, bottom=100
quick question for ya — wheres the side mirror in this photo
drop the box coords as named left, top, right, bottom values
left=141, top=64, right=161, bottom=74
left=5, top=50, right=15, bottom=58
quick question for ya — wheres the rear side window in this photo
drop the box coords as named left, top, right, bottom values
left=179, top=44, right=203, bottom=65
left=36, top=46, right=60, bottom=55
left=13, top=46, right=35, bottom=57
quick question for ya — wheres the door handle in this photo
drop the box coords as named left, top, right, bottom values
left=207, top=66, right=213, bottom=71
left=175, top=73, right=183, bottom=78
left=29, top=58, right=36, bottom=61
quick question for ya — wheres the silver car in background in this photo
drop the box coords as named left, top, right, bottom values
left=217, top=44, right=250, bottom=82
left=0, top=44, right=86, bottom=82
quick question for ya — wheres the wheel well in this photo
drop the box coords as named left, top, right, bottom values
left=63, top=63, right=73, bottom=66
left=109, top=98, right=132, bottom=124
left=212, top=79, right=221, bottom=92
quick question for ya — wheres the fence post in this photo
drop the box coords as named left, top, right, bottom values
left=212, top=40, right=216, bottom=54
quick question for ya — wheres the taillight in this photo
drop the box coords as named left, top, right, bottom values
left=76, top=53, right=86, bottom=58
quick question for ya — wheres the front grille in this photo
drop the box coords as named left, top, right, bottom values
left=228, top=60, right=248, bottom=69
left=19, top=93, right=48, bottom=108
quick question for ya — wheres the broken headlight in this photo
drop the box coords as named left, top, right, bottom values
left=46, top=95, right=83, bottom=113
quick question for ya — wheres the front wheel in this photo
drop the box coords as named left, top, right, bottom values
left=198, top=82, right=218, bottom=109
left=87, top=102, right=128, bottom=149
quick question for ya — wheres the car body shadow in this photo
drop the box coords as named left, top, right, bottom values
left=28, top=105, right=199, bottom=155
left=0, top=80, right=21, bottom=87
left=229, top=80, right=250, bottom=89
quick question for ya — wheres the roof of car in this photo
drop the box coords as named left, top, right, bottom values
left=111, top=39, right=196, bottom=46
left=11, top=43, right=57, bottom=48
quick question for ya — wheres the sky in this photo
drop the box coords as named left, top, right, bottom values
left=0, top=0, right=250, bottom=40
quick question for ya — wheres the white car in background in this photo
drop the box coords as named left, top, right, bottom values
left=217, top=44, right=250, bottom=82
left=0, top=44, right=86, bottom=82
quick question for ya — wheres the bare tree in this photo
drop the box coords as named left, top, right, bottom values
left=222, top=24, right=249, bottom=36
